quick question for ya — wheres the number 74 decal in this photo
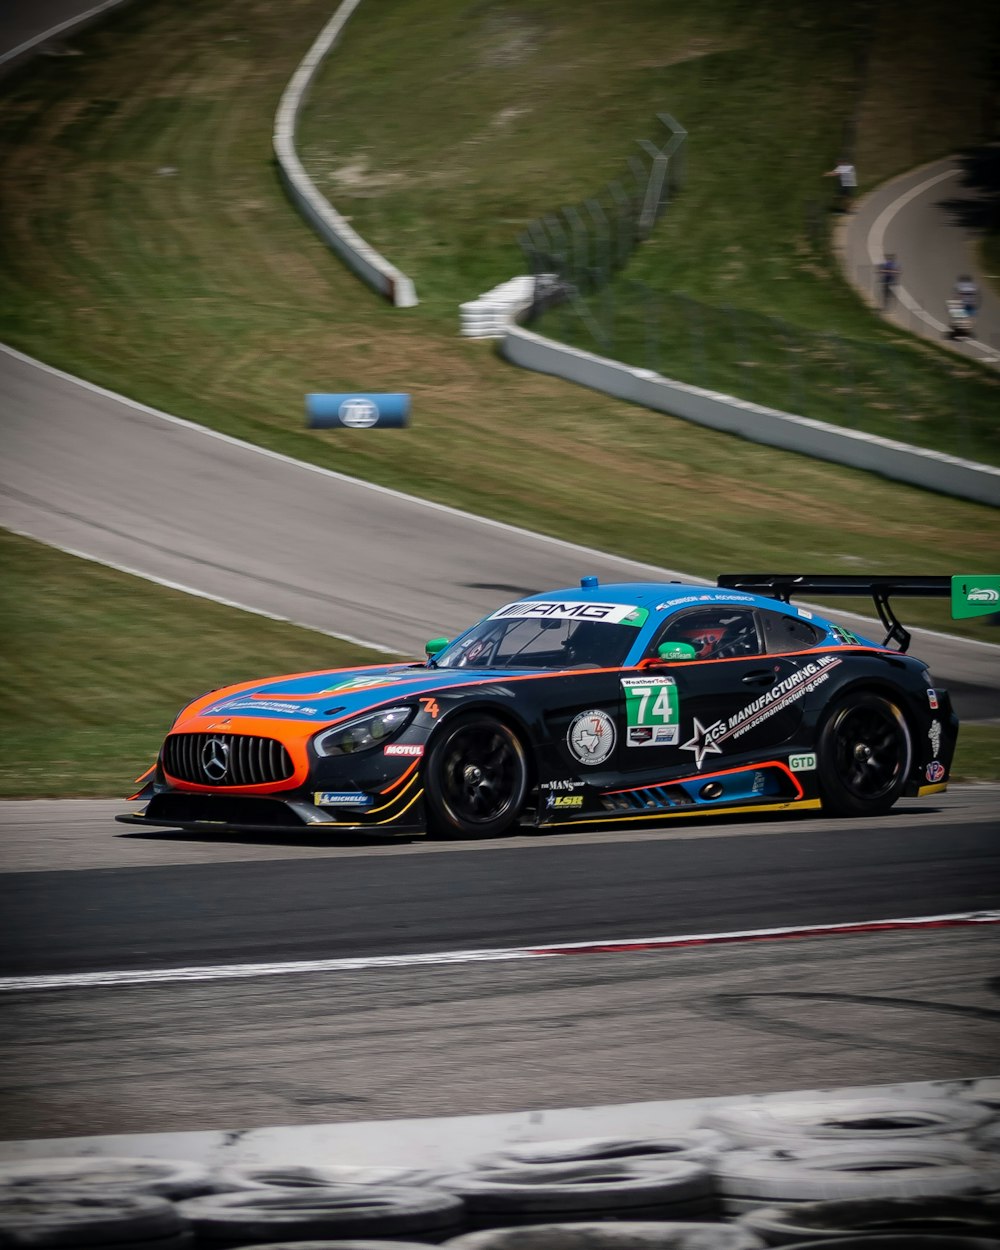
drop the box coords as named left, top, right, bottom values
left=620, top=676, right=680, bottom=747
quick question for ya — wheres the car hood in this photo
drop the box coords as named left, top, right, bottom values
left=179, top=663, right=548, bottom=728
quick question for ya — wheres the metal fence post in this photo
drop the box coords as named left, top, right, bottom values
left=608, top=180, right=634, bottom=269
left=563, top=204, right=591, bottom=294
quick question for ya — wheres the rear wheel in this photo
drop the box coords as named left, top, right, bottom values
left=817, top=692, right=912, bottom=817
left=425, top=714, right=529, bottom=838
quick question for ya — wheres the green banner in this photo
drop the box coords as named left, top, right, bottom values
left=952, top=575, right=1000, bottom=619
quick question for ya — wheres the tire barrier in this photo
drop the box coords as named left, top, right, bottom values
left=473, top=1132, right=729, bottom=1171
left=176, top=1185, right=465, bottom=1244
left=443, top=1224, right=767, bottom=1248
left=710, top=1141, right=1000, bottom=1215
left=700, top=1096, right=994, bottom=1148
left=0, top=1189, right=191, bottom=1248
left=0, top=1154, right=216, bottom=1199
left=738, top=1194, right=1000, bottom=1244
left=435, top=1160, right=714, bottom=1228
left=247, top=1242, right=440, bottom=1249
left=772, top=1238, right=1000, bottom=1249
left=210, top=1163, right=446, bottom=1191
left=975, top=1121, right=1000, bottom=1153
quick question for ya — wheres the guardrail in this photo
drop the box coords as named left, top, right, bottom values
left=272, top=0, right=417, bottom=308
left=501, top=323, right=1000, bottom=508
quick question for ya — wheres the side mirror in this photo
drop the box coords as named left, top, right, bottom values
left=657, top=642, right=697, bottom=662
left=424, top=637, right=449, bottom=660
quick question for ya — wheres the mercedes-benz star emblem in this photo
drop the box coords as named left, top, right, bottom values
left=202, top=737, right=230, bottom=781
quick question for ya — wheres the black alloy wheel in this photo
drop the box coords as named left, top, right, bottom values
left=424, top=714, right=529, bottom=838
left=817, top=692, right=912, bottom=817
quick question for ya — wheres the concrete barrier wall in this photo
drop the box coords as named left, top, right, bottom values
left=273, top=0, right=418, bottom=308
left=502, top=324, right=1000, bottom=507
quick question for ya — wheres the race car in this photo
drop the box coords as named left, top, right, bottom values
left=117, top=574, right=962, bottom=839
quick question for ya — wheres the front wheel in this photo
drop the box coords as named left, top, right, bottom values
left=424, top=714, right=529, bottom=838
left=817, top=692, right=912, bottom=817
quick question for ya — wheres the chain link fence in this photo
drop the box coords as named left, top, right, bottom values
left=518, top=112, right=686, bottom=308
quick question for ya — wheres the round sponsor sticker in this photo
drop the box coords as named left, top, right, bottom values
left=338, top=397, right=379, bottom=428
left=567, top=709, right=616, bottom=766
left=925, top=760, right=946, bottom=783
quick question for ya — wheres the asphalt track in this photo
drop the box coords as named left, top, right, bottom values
left=839, top=153, right=1000, bottom=365
left=0, top=793, right=997, bottom=1137
left=1, top=1, right=999, bottom=1147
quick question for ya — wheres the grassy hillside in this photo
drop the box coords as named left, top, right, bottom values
left=0, top=532, right=393, bottom=797
left=298, top=0, right=1000, bottom=461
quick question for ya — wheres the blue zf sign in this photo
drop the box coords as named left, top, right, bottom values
left=306, top=393, right=410, bottom=429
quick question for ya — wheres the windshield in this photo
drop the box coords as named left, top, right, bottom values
left=434, top=605, right=645, bottom=671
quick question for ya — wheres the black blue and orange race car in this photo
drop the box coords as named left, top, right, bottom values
left=117, top=574, right=966, bottom=839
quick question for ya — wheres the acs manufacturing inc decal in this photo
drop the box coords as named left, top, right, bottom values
left=682, top=656, right=843, bottom=770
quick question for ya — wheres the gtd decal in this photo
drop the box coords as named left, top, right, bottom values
left=384, top=743, right=424, bottom=757
left=788, top=753, right=817, bottom=771
left=567, top=710, right=616, bottom=766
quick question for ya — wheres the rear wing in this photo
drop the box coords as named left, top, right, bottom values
left=716, top=574, right=952, bottom=654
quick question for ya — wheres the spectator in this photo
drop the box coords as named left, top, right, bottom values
left=955, top=274, right=980, bottom=319
left=877, top=254, right=900, bottom=310
left=824, top=158, right=857, bottom=212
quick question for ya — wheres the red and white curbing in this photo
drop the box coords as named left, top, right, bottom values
left=1, top=909, right=996, bottom=993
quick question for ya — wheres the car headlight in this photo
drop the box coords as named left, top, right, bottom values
left=314, top=706, right=414, bottom=757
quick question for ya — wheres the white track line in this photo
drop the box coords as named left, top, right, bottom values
left=3, top=911, right=997, bottom=993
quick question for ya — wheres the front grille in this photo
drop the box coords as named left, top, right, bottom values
left=163, top=733, right=294, bottom=787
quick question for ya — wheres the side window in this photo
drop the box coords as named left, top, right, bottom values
left=649, top=607, right=762, bottom=661
left=760, top=609, right=823, bottom=653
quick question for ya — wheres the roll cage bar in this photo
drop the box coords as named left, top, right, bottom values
left=716, top=574, right=951, bottom=654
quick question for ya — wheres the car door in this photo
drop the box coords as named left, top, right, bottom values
left=618, top=606, right=807, bottom=780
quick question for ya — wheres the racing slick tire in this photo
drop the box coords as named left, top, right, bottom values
left=209, top=1164, right=447, bottom=1191
left=0, top=1155, right=216, bottom=1199
left=764, top=1239, right=1000, bottom=1249
left=436, top=1160, right=714, bottom=1226
left=0, top=1190, right=189, bottom=1247
left=176, top=1186, right=465, bottom=1243
left=816, top=692, right=913, bottom=817
left=709, top=1141, right=1000, bottom=1215
left=473, top=1132, right=729, bottom=1171
left=444, top=1224, right=767, bottom=1248
left=424, top=714, right=529, bottom=838
left=700, top=1096, right=992, bottom=1148
left=738, top=1194, right=1000, bottom=1244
